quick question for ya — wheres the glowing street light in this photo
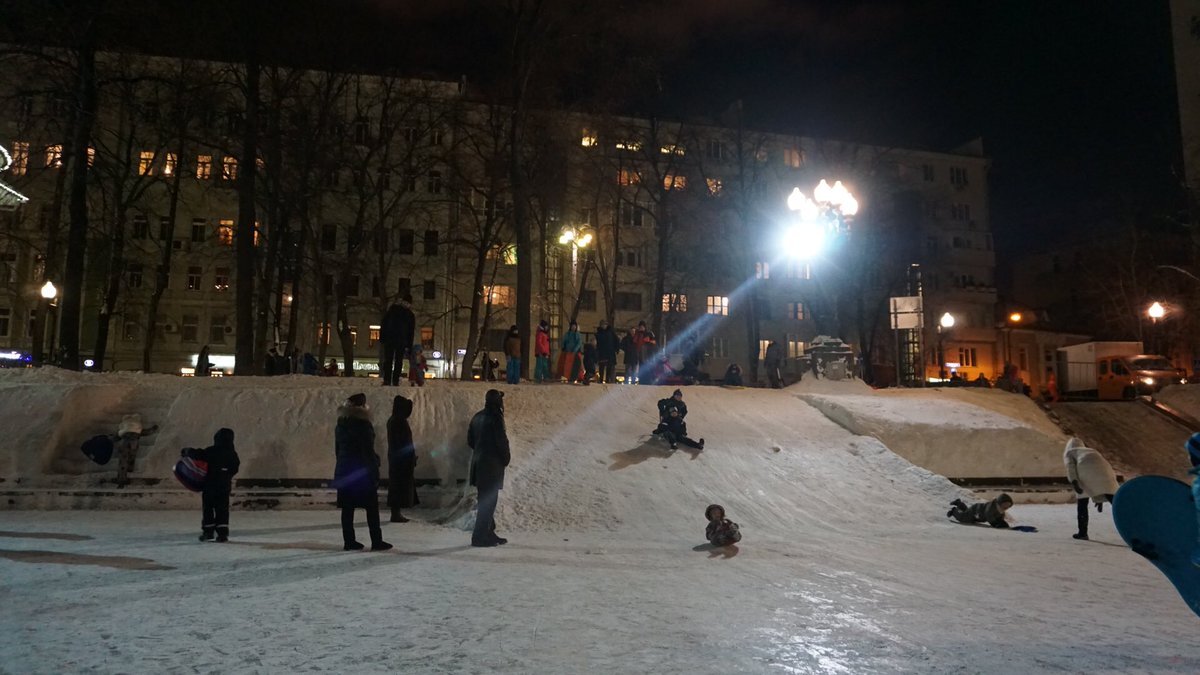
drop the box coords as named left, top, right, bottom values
left=1148, top=301, right=1165, bottom=322
left=41, top=280, right=57, bottom=300
left=940, top=312, right=956, bottom=329
left=1008, top=312, right=1022, bottom=324
left=783, top=180, right=857, bottom=259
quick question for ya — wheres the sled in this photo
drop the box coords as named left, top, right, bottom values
left=81, top=434, right=115, bottom=465
left=1112, top=475, right=1200, bottom=618
left=173, top=455, right=208, bottom=492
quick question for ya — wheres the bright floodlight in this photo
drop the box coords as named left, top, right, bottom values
left=830, top=180, right=850, bottom=207
left=578, top=232, right=593, bottom=247
left=814, top=179, right=832, bottom=204
left=1009, top=312, right=1023, bottom=323
left=40, top=280, right=57, bottom=300
left=1148, top=301, right=1165, bottom=320
left=841, top=195, right=859, bottom=216
left=783, top=222, right=826, bottom=259
left=787, top=187, right=805, bottom=211
left=940, top=312, right=955, bottom=329
left=558, top=229, right=575, bottom=245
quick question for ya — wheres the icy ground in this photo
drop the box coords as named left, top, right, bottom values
left=1, top=507, right=1197, bottom=673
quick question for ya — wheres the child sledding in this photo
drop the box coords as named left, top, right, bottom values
left=705, top=504, right=741, bottom=546
left=652, top=389, right=704, bottom=451
left=947, top=493, right=1013, bottom=529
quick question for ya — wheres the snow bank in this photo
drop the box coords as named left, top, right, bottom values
left=1156, top=383, right=1200, bottom=422
left=800, top=388, right=1067, bottom=477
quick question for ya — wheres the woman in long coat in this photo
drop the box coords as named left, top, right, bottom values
left=387, top=395, right=419, bottom=523
left=333, top=393, right=391, bottom=551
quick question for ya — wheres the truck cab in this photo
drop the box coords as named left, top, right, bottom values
left=1097, top=354, right=1186, bottom=400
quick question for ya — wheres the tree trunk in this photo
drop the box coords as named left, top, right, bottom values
left=510, top=112, right=532, bottom=379
left=651, top=200, right=669, bottom=341
left=92, top=213, right=128, bottom=369
left=31, top=136, right=70, bottom=364
left=569, top=257, right=593, bottom=324
left=460, top=250, right=489, bottom=380
left=60, top=32, right=99, bottom=371
left=234, top=56, right=260, bottom=374
left=142, top=153, right=184, bottom=373
left=285, top=209, right=307, bottom=351
left=334, top=280, right=354, bottom=376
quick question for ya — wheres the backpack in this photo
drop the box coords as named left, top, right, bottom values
left=80, top=434, right=115, bottom=465
left=174, top=452, right=208, bottom=492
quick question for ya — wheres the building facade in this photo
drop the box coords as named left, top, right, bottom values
left=0, top=49, right=999, bottom=384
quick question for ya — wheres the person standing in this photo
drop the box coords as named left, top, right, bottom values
left=186, top=428, right=240, bottom=542
left=264, top=347, right=281, bottom=376
left=196, top=345, right=214, bottom=377
left=408, top=345, right=427, bottom=387
left=534, top=320, right=551, bottom=383
left=561, top=321, right=583, bottom=383
left=636, top=323, right=656, bottom=384
left=386, top=395, right=419, bottom=523
left=595, top=320, right=618, bottom=383
left=1063, top=437, right=1118, bottom=540
left=582, top=340, right=597, bottom=386
left=380, top=295, right=416, bottom=386
left=504, top=324, right=521, bottom=385
left=764, top=341, right=785, bottom=389
left=468, top=389, right=511, bottom=547
left=333, top=393, right=392, bottom=551
left=620, top=329, right=636, bottom=384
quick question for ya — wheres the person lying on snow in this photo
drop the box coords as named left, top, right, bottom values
left=660, top=407, right=704, bottom=451
left=947, top=493, right=1013, bottom=529
left=705, top=504, right=742, bottom=546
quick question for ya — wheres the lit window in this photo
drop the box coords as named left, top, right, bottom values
left=581, top=129, right=597, bottom=147
left=221, top=156, right=238, bottom=181
left=87, top=146, right=95, bottom=166
left=662, top=293, right=687, bottom=312
left=369, top=327, right=381, bottom=347
left=663, top=173, right=687, bottom=191
left=196, top=155, right=212, bottom=180
left=755, top=262, right=769, bottom=279
left=486, top=244, right=518, bottom=265
left=787, top=302, right=807, bottom=320
left=163, top=152, right=176, bottom=176
left=783, top=148, right=802, bottom=168
left=660, top=143, right=685, bottom=156
left=706, top=178, right=723, bottom=196
left=138, top=150, right=154, bottom=176
left=420, top=326, right=434, bottom=349
left=45, top=144, right=62, bottom=168
left=483, top=285, right=514, bottom=307
left=706, top=295, right=729, bottom=316
left=318, top=322, right=332, bottom=345
left=214, top=267, right=230, bottom=291
left=9, top=142, right=28, bottom=175
left=217, top=219, right=234, bottom=245
left=617, top=169, right=640, bottom=186
left=758, top=339, right=771, bottom=360
left=785, top=262, right=812, bottom=279
left=186, top=266, right=203, bottom=291
left=787, top=337, right=805, bottom=359
left=615, top=139, right=642, bottom=152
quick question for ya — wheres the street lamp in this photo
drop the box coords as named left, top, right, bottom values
left=937, top=311, right=955, bottom=381
left=1147, top=301, right=1166, bottom=355
left=558, top=225, right=593, bottom=278
left=783, top=180, right=858, bottom=259
left=41, top=281, right=58, bottom=365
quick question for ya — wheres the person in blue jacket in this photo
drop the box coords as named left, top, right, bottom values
left=561, top=321, right=583, bottom=383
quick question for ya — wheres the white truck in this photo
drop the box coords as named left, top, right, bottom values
left=1056, top=341, right=1185, bottom=400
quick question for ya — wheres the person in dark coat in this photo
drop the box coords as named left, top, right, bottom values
left=332, top=393, right=392, bottom=551
left=302, top=352, right=320, bottom=375
left=272, top=347, right=290, bottom=376
left=386, top=395, right=419, bottom=523
left=764, top=341, right=785, bottom=389
left=264, top=347, right=281, bottom=376
left=947, top=493, right=1012, bottom=529
left=380, top=296, right=416, bottom=386
left=704, top=504, right=741, bottom=547
left=184, top=428, right=240, bottom=542
left=654, top=389, right=688, bottom=434
left=468, top=389, right=511, bottom=547
left=581, top=340, right=597, bottom=385
left=196, top=345, right=214, bottom=377
left=619, top=330, right=636, bottom=384
left=723, top=363, right=743, bottom=386
left=595, top=320, right=618, bottom=383
left=661, top=407, right=704, bottom=450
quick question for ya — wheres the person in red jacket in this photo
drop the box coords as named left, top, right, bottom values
left=534, top=320, right=552, bottom=383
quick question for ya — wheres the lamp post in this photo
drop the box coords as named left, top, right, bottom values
left=784, top=180, right=859, bottom=337
left=41, top=281, right=58, bottom=365
left=559, top=225, right=594, bottom=324
left=1148, top=301, right=1165, bottom=355
left=937, top=311, right=955, bottom=380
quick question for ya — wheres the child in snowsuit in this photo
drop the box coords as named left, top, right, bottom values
left=581, top=341, right=597, bottom=385
left=1187, top=433, right=1200, bottom=568
left=705, top=504, right=742, bottom=546
left=114, top=414, right=159, bottom=487
left=185, top=428, right=240, bottom=542
left=408, top=345, right=427, bottom=386
left=1063, top=437, right=1118, bottom=540
left=947, top=493, right=1012, bottom=528
left=534, top=320, right=552, bottom=383
left=661, top=407, right=704, bottom=451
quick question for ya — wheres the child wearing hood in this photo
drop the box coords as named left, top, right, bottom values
left=1063, top=437, right=1118, bottom=540
left=534, top=320, right=552, bottom=383
left=947, top=493, right=1013, bottom=529
left=705, top=504, right=742, bottom=546
left=408, top=344, right=427, bottom=387
left=183, top=428, right=240, bottom=542
left=387, top=395, right=419, bottom=523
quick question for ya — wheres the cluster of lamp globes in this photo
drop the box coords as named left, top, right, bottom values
left=558, top=227, right=593, bottom=248
left=783, top=179, right=859, bottom=259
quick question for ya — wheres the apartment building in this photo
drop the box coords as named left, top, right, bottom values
left=0, top=49, right=998, bottom=383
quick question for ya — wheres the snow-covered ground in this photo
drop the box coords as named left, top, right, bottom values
left=2, top=370, right=1195, bottom=672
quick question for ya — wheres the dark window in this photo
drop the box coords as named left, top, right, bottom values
left=132, top=216, right=149, bottom=240
left=423, top=279, right=436, bottom=300
left=348, top=226, right=363, bottom=251
left=126, top=263, right=144, bottom=289
left=158, top=216, right=172, bottom=240
left=372, top=276, right=381, bottom=298
left=427, top=170, right=442, bottom=194
left=398, top=229, right=415, bottom=254
left=191, top=218, right=207, bottom=243
left=615, top=292, right=641, bottom=311
left=353, top=117, right=369, bottom=145
left=321, top=224, right=337, bottom=251
left=186, top=266, right=202, bottom=290
left=345, top=276, right=360, bottom=297
left=579, top=290, right=597, bottom=311
left=398, top=277, right=411, bottom=299
left=423, top=230, right=439, bottom=255
left=430, top=129, right=444, bottom=146
left=922, top=164, right=934, bottom=181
